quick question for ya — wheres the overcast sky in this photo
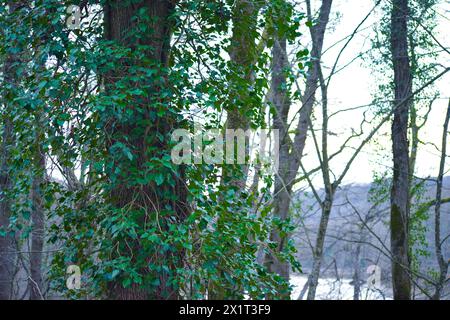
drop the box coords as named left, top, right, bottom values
left=295, top=0, right=450, bottom=187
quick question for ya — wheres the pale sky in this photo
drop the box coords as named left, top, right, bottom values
left=295, top=0, right=450, bottom=187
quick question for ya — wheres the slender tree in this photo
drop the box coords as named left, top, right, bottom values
left=389, top=0, right=413, bottom=300
left=432, top=98, right=449, bottom=300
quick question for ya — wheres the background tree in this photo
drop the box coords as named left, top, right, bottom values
left=389, top=0, right=413, bottom=300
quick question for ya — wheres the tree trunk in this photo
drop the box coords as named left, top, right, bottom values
left=432, top=99, right=449, bottom=300
left=389, top=0, right=412, bottom=300
left=104, top=0, right=188, bottom=300
left=306, top=192, right=334, bottom=300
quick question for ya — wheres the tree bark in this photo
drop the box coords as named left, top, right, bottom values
left=389, top=0, right=412, bottom=300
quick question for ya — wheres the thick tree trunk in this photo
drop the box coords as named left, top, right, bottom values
left=266, top=0, right=332, bottom=298
left=389, top=0, right=412, bottom=300
left=104, top=0, right=187, bottom=300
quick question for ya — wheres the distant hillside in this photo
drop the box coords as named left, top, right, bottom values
left=291, top=177, right=450, bottom=286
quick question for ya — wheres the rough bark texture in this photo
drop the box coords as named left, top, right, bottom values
left=104, top=0, right=188, bottom=300
left=265, top=0, right=332, bottom=299
left=390, top=0, right=412, bottom=300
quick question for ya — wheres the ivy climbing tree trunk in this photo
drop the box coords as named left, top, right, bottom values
left=222, top=0, right=263, bottom=188
left=210, top=0, right=264, bottom=300
left=103, top=0, right=188, bottom=300
left=389, top=0, right=412, bottom=300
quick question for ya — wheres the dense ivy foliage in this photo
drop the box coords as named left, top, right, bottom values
left=0, top=0, right=306, bottom=299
